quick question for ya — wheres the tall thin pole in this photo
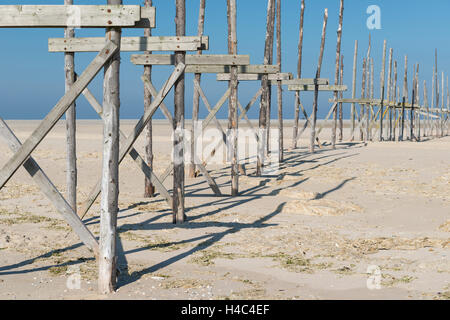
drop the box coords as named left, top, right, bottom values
left=387, top=48, right=393, bottom=141
left=332, top=0, right=344, bottom=149
left=99, top=0, right=122, bottom=294
left=360, top=57, right=367, bottom=141
left=379, top=40, right=387, bottom=141
left=189, top=0, right=206, bottom=178
left=310, top=8, right=328, bottom=153
left=338, top=54, right=344, bottom=142
left=291, top=0, right=305, bottom=149
left=257, top=0, right=275, bottom=175
left=276, top=0, right=283, bottom=162
left=350, top=40, right=358, bottom=141
left=65, top=0, right=77, bottom=213
left=393, top=60, right=397, bottom=141
left=441, top=71, right=444, bottom=137
left=228, top=0, right=239, bottom=195
left=173, top=0, right=186, bottom=223
left=400, top=55, right=408, bottom=141
left=144, top=0, right=155, bottom=197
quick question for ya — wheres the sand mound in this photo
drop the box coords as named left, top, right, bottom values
left=282, top=199, right=362, bottom=216
left=279, top=189, right=320, bottom=200
left=439, top=221, right=450, bottom=232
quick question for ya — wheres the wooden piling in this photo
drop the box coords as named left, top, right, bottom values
left=173, top=0, right=186, bottom=223
left=379, top=40, right=387, bottom=141
left=228, top=0, right=239, bottom=195
left=387, top=48, right=393, bottom=141
left=310, top=8, right=328, bottom=153
left=64, top=0, right=77, bottom=213
left=291, top=0, right=305, bottom=149
left=350, top=40, right=358, bottom=141
left=276, top=0, right=283, bottom=162
left=400, top=55, right=407, bottom=141
left=360, top=57, right=367, bottom=141
left=257, top=0, right=275, bottom=175
left=338, top=54, right=344, bottom=142
left=189, top=0, right=206, bottom=178
left=143, top=0, right=155, bottom=197
left=98, top=0, right=122, bottom=295
left=332, top=0, right=344, bottom=149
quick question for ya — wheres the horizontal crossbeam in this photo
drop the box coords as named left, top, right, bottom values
left=183, top=65, right=279, bottom=74
left=49, top=36, right=208, bottom=52
left=283, top=78, right=329, bottom=85
left=288, top=84, right=347, bottom=92
left=131, top=54, right=249, bottom=66
left=0, top=5, right=154, bottom=28
left=216, top=73, right=292, bottom=81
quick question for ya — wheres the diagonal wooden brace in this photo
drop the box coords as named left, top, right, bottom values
left=0, top=41, right=118, bottom=190
left=0, top=118, right=99, bottom=256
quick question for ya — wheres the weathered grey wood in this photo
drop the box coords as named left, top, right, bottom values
left=292, top=0, right=305, bottom=150
left=0, top=118, right=98, bottom=255
left=387, top=48, right=393, bottom=140
left=288, top=84, right=347, bottom=91
left=276, top=0, right=283, bottom=162
left=0, top=41, right=118, bottom=190
left=64, top=0, right=77, bottom=213
left=338, top=55, right=344, bottom=142
left=49, top=36, right=207, bottom=52
left=350, top=40, right=358, bottom=141
left=228, top=0, right=239, bottom=195
left=400, top=55, right=408, bottom=141
left=331, top=0, right=344, bottom=149
left=257, top=0, right=275, bottom=176
left=143, top=0, right=154, bottom=198
left=0, top=5, right=152, bottom=28
left=132, top=54, right=249, bottom=66
left=393, top=61, right=398, bottom=140
left=441, top=71, right=445, bottom=137
left=379, top=40, right=387, bottom=141
left=183, top=65, right=279, bottom=74
left=173, top=0, right=186, bottom=224
left=99, top=0, right=122, bottom=295
left=80, top=86, right=172, bottom=208
left=360, top=57, right=367, bottom=141
left=310, top=8, right=328, bottom=153
left=217, top=73, right=293, bottom=81
left=141, top=77, right=174, bottom=123
left=189, top=0, right=206, bottom=179
left=283, top=78, right=328, bottom=85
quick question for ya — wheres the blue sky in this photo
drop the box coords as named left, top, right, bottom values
left=0, top=0, right=449, bottom=120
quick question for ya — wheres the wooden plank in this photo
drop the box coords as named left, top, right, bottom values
left=0, top=5, right=149, bottom=28
left=0, top=41, right=118, bottom=190
left=49, top=36, right=208, bottom=52
left=0, top=117, right=99, bottom=256
left=132, top=54, right=249, bottom=66
left=216, top=73, right=292, bottom=81
left=283, top=78, right=328, bottom=85
left=288, top=84, right=347, bottom=91
left=134, top=6, right=156, bottom=28
left=184, top=65, right=279, bottom=74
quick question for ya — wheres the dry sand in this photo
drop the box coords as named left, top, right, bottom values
left=0, top=120, right=448, bottom=300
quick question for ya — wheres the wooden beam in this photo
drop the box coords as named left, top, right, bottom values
left=131, top=54, right=249, bottom=66
left=0, top=5, right=154, bottom=28
left=176, top=65, right=279, bottom=74
left=49, top=36, right=208, bottom=52
left=0, top=41, right=118, bottom=190
left=288, top=84, right=347, bottom=92
left=216, top=73, right=292, bottom=81
left=283, top=78, right=328, bottom=85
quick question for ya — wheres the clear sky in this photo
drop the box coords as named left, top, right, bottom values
left=0, top=0, right=449, bottom=120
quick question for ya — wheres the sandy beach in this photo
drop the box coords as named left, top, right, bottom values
left=0, top=119, right=448, bottom=300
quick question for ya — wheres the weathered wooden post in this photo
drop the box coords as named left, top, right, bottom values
left=360, top=58, right=367, bottom=141
left=441, top=71, right=445, bottom=137
left=400, top=55, right=407, bottom=141
left=173, top=0, right=186, bottom=223
left=379, top=40, right=387, bottom=141
left=331, top=0, right=344, bottom=149
left=65, top=0, right=77, bottom=212
left=435, top=49, right=439, bottom=138
left=228, top=0, right=239, bottom=195
left=338, top=54, right=344, bottom=142
left=424, top=80, right=429, bottom=137
left=99, top=0, right=122, bottom=294
left=257, top=0, right=275, bottom=175
left=266, top=1, right=276, bottom=155
left=410, top=64, right=416, bottom=141
left=368, top=57, right=373, bottom=140
left=291, top=0, right=305, bottom=149
left=189, top=0, right=206, bottom=178
left=310, top=8, right=328, bottom=153
left=143, top=0, right=155, bottom=197
left=350, top=40, right=358, bottom=141
left=387, top=48, right=393, bottom=141
left=276, top=0, right=283, bottom=162
left=393, top=60, right=398, bottom=141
